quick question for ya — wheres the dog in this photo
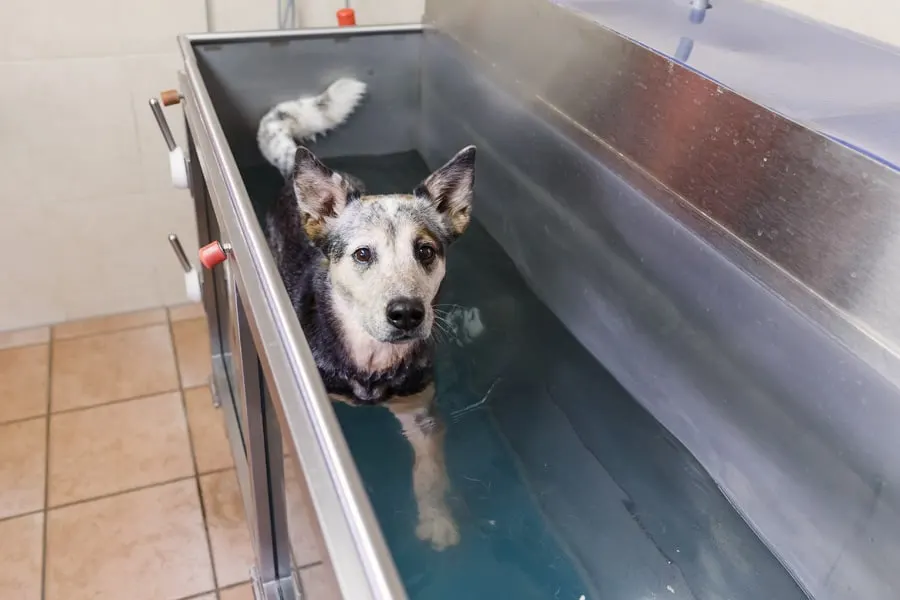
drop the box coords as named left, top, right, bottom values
left=258, top=77, right=475, bottom=550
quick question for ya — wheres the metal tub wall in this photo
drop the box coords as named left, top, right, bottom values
left=176, top=5, right=900, bottom=600
left=420, top=0, right=900, bottom=598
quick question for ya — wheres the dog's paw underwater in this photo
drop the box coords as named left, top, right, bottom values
left=417, top=510, right=461, bottom=551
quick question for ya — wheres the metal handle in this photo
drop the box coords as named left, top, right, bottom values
left=168, top=233, right=193, bottom=273
left=149, top=98, right=178, bottom=152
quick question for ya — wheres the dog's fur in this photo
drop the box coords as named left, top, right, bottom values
left=258, top=78, right=476, bottom=550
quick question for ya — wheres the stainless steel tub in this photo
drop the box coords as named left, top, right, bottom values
left=162, top=0, right=900, bottom=598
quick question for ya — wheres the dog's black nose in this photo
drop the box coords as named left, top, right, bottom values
left=386, top=298, right=425, bottom=331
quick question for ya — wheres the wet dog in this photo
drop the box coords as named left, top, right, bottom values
left=258, top=78, right=475, bottom=550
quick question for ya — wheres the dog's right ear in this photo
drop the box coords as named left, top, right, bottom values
left=292, top=147, right=352, bottom=241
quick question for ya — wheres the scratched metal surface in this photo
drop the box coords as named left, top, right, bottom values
left=420, top=1, right=900, bottom=597
left=555, top=0, right=900, bottom=168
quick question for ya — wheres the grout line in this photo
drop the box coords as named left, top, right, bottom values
left=0, top=413, right=48, bottom=429
left=168, top=313, right=222, bottom=593
left=0, top=340, right=49, bottom=352
left=175, top=589, right=220, bottom=600
left=215, top=580, right=253, bottom=597
left=184, top=383, right=214, bottom=393
left=0, top=507, right=43, bottom=526
left=45, top=468, right=235, bottom=513
left=0, top=303, right=201, bottom=345
left=51, top=317, right=174, bottom=343
left=47, top=388, right=183, bottom=418
left=0, top=305, right=201, bottom=353
left=39, top=333, right=54, bottom=600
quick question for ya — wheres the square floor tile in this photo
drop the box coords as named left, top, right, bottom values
left=0, top=418, right=45, bottom=519
left=51, top=324, right=178, bottom=411
left=285, top=458, right=323, bottom=568
left=0, top=344, right=49, bottom=424
left=200, top=470, right=255, bottom=587
left=172, top=318, right=212, bottom=388
left=0, top=512, right=43, bottom=600
left=185, top=387, right=234, bottom=474
left=0, top=326, right=49, bottom=351
left=301, top=564, right=341, bottom=600
left=45, top=479, right=214, bottom=600
left=53, top=308, right=167, bottom=341
left=48, top=392, right=194, bottom=506
left=169, top=302, right=205, bottom=322
left=219, top=583, right=254, bottom=600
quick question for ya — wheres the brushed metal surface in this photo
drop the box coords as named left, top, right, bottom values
left=427, top=0, right=900, bottom=364
left=420, top=1, right=900, bottom=598
left=555, top=0, right=900, bottom=169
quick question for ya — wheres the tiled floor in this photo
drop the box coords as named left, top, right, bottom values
left=0, top=305, right=335, bottom=600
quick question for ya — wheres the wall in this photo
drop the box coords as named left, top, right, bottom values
left=0, top=0, right=423, bottom=333
left=757, top=0, right=900, bottom=47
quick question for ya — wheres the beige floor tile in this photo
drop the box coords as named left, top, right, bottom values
left=53, top=308, right=167, bottom=341
left=172, top=318, right=212, bottom=388
left=0, top=326, right=49, bottom=351
left=219, top=583, right=254, bottom=600
left=300, top=564, right=341, bottom=600
left=45, top=480, right=214, bottom=600
left=0, top=512, right=43, bottom=600
left=200, top=470, right=255, bottom=587
left=0, top=344, right=49, bottom=424
left=51, top=324, right=178, bottom=411
left=48, top=392, right=194, bottom=506
left=0, top=418, right=45, bottom=520
left=169, top=302, right=206, bottom=322
left=185, top=386, right=234, bottom=474
left=285, top=458, right=323, bottom=567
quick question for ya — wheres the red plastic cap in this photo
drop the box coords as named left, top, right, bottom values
left=199, top=241, right=228, bottom=269
left=337, top=8, right=356, bottom=26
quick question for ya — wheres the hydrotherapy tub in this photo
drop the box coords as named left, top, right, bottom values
left=164, top=0, right=900, bottom=598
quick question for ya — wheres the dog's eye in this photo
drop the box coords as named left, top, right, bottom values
left=416, top=244, right=436, bottom=264
left=352, top=247, right=372, bottom=263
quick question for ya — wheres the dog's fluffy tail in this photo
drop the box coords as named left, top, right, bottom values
left=257, top=78, right=367, bottom=177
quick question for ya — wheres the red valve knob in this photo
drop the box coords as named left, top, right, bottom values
left=337, top=8, right=356, bottom=26
left=199, top=241, right=228, bottom=269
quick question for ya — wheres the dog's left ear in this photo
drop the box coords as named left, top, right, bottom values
left=416, top=146, right=476, bottom=239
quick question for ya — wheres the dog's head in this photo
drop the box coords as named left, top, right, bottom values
left=292, top=145, right=476, bottom=345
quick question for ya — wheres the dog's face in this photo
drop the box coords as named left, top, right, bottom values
left=292, top=146, right=476, bottom=345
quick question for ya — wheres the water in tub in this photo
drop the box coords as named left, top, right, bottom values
left=241, top=151, right=807, bottom=600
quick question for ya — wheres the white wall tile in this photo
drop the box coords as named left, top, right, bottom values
left=352, top=0, right=424, bottom=25
left=297, top=0, right=345, bottom=28
left=123, top=53, right=192, bottom=193
left=0, top=0, right=206, bottom=61
left=54, top=190, right=198, bottom=322
left=0, top=188, right=197, bottom=330
left=0, top=196, right=67, bottom=331
left=0, top=57, right=143, bottom=204
left=760, top=0, right=900, bottom=47
left=209, top=0, right=278, bottom=32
